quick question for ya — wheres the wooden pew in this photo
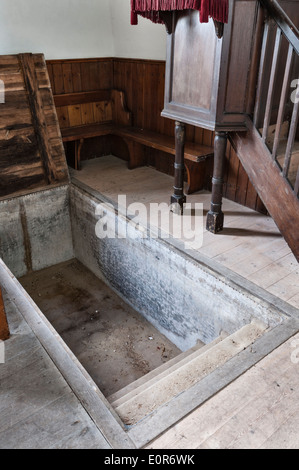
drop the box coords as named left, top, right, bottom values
left=54, top=89, right=132, bottom=170
left=54, top=89, right=214, bottom=194
left=114, top=126, right=214, bottom=194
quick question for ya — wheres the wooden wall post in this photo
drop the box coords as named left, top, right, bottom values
left=0, top=287, right=10, bottom=341
left=19, top=53, right=58, bottom=185
left=206, top=131, right=228, bottom=233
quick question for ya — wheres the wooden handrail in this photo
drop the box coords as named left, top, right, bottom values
left=260, top=0, right=299, bottom=54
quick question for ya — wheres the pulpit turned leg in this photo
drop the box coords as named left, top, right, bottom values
left=171, top=121, right=186, bottom=214
left=206, top=131, right=228, bottom=233
left=75, top=139, right=84, bottom=171
left=0, top=287, right=10, bottom=341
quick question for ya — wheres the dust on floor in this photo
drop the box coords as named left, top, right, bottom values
left=19, top=259, right=181, bottom=397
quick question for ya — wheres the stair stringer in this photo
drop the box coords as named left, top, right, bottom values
left=230, top=118, right=299, bottom=262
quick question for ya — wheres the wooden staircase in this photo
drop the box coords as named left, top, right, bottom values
left=108, top=320, right=267, bottom=426
left=231, top=120, right=299, bottom=262
left=229, top=0, right=299, bottom=262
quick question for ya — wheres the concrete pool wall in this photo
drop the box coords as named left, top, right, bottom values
left=0, top=183, right=286, bottom=353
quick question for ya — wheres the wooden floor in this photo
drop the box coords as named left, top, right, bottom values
left=0, top=290, right=111, bottom=449
left=148, top=330, right=299, bottom=449
left=69, top=157, right=299, bottom=449
left=1, top=155, right=299, bottom=449
left=71, top=155, right=299, bottom=449
left=72, top=155, right=299, bottom=309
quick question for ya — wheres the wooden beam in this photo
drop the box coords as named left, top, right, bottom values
left=231, top=119, right=299, bottom=262
left=19, top=53, right=58, bottom=184
left=0, top=287, right=10, bottom=341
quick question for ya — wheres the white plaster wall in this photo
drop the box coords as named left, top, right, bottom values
left=0, top=0, right=115, bottom=59
left=0, top=0, right=166, bottom=60
left=109, top=0, right=167, bottom=60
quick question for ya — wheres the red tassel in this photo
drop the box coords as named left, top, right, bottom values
left=200, top=0, right=210, bottom=22
left=200, top=0, right=228, bottom=23
left=131, top=10, right=138, bottom=25
left=133, top=0, right=201, bottom=14
left=131, top=0, right=229, bottom=26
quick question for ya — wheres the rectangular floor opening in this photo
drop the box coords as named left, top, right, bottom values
left=1, top=178, right=295, bottom=442
left=19, top=258, right=182, bottom=398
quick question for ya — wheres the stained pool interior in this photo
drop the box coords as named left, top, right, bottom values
left=19, top=258, right=182, bottom=397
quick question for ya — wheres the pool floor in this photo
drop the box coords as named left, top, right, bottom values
left=19, top=259, right=181, bottom=397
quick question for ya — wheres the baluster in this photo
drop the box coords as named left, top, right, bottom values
left=254, top=20, right=271, bottom=128
left=262, top=27, right=282, bottom=143
left=272, top=43, right=294, bottom=161
left=283, top=97, right=299, bottom=178
left=294, top=168, right=299, bottom=197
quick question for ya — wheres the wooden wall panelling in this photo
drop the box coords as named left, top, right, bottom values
left=71, top=62, right=82, bottom=92
left=47, top=58, right=114, bottom=95
left=47, top=57, right=266, bottom=213
left=62, top=62, right=74, bottom=94
left=132, top=61, right=146, bottom=129
left=156, top=64, right=167, bottom=136
left=52, top=62, right=65, bottom=95
left=80, top=62, right=93, bottom=91
left=68, top=104, right=82, bottom=127
left=144, top=63, right=163, bottom=132
left=235, top=155, right=250, bottom=207
left=47, top=58, right=114, bottom=163
left=113, top=59, right=141, bottom=127
left=56, top=105, right=70, bottom=129
left=46, top=61, right=54, bottom=90
left=93, top=100, right=113, bottom=124
left=245, top=178, right=259, bottom=211
left=224, top=141, right=239, bottom=202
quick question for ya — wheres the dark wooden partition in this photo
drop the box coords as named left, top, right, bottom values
left=0, top=54, right=69, bottom=199
left=46, top=57, right=266, bottom=213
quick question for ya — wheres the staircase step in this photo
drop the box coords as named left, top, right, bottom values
left=109, top=333, right=227, bottom=407
left=114, top=320, right=267, bottom=426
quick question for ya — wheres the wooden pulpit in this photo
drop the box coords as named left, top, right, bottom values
left=162, top=0, right=262, bottom=231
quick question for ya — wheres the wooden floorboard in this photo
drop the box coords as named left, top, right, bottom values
left=0, top=290, right=111, bottom=449
left=72, top=155, right=299, bottom=308
left=0, top=393, right=109, bottom=450
left=148, top=332, right=299, bottom=450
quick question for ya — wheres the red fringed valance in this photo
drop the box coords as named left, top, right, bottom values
left=131, top=0, right=229, bottom=26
